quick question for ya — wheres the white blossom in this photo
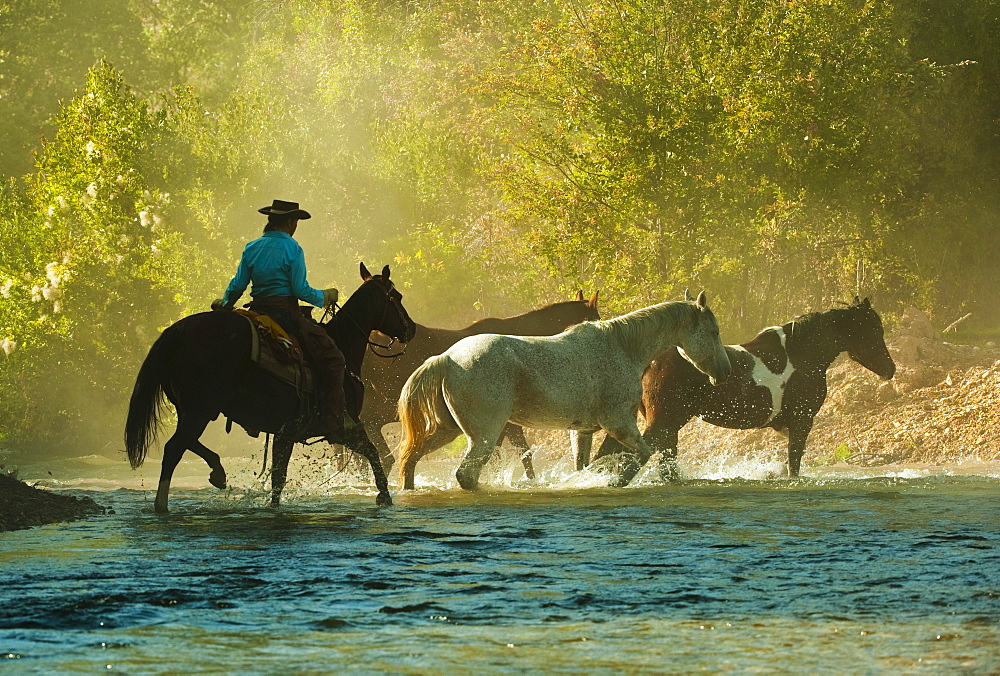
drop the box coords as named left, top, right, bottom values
left=0, top=279, right=13, bottom=298
left=0, top=338, right=15, bottom=355
left=139, top=211, right=152, bottom=228
left=45, top=262, right=63, bottom=287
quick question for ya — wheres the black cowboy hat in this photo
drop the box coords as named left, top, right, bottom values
left=258, top=199, right=311, bottom=219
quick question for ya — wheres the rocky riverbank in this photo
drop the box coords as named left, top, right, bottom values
left=0, top=472, right=105, bottom=532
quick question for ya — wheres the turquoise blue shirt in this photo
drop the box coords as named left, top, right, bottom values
left=222, top=231, right=325, bottom=308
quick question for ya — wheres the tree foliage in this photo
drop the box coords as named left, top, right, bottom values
left=0, top=0, right=998, bottom=453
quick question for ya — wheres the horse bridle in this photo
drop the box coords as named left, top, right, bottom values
left=329, top=278, right=413, bottom=359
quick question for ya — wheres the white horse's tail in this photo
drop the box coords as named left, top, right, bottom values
left=398, top=355, right=452, bottom=489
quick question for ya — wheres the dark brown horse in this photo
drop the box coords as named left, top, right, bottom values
left=124, top=263, right=415, bottom=512
left=589, top=297, right=895, bottom=485
left=359, top=291, right=600, bottom=477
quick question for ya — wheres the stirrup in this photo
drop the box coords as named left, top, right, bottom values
left=322, top=417, right=362, bottom=444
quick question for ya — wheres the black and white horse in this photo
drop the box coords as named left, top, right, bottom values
left=590, top=296, right=896, bottom=485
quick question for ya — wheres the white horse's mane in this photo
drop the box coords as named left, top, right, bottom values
left=576, top=301, right=697, bottom=356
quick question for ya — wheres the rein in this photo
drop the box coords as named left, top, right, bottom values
left=331, top=281, right=410, bottom=359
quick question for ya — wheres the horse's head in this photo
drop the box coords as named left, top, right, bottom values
left=572, top=289, right=602, bottom=323
left=840, top=296, right=895, bottom=380
left=356, top=262, right=417, bottom=343
left=678, top=289, right=731, bottom=385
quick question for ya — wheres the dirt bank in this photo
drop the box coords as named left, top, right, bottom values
left=0, top=472, right=105, bottom=532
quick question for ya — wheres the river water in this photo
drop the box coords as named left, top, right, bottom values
left=2, top=445, right=999, bottom=673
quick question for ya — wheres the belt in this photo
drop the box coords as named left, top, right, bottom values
left=249, top=296, right=299, bottom=308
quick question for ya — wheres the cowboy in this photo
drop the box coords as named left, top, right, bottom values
left=212, top=199, right=352, bottom=437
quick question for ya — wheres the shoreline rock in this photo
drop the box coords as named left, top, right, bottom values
left=0, top=472, right=105, bottom=532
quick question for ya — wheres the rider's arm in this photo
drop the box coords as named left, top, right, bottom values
left=221, top=247, right=252, bottom=308
left=287, top=240, right=326, bottom=308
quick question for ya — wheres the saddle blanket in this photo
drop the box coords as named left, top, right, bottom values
left=235, top=309, right=314, bottom=393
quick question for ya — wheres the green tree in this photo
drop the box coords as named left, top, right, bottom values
left=0, top=63, right=223, bottom=451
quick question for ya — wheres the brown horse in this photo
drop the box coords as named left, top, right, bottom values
left=589, top=297, right=895, bottom=485
left=124, top=263, right=415, bottom=512
left=359, top=291, right=600, bottom=477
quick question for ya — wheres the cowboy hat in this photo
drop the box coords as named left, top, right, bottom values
left=258, top=199, right=311, bottom=219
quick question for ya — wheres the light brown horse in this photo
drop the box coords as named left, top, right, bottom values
left=356, top=291, right=600, bottom=478
left=398, top=292, right=731, bottom=490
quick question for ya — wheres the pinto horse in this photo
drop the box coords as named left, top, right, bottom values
left=124, top=263, right=416, bottom=512
left=397, top=292, right=731, bottom=490
left=590, top=296, right=895, bottom=483
left=360, top=291, right=600, bottom=477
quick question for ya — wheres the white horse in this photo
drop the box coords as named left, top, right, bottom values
left=397, top=291, right=731, bottom=490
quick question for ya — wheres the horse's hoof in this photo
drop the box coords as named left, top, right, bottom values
left=376, top=492, right=393, bottom=507
left=209, top=468, right=227, bottom=490
left=589, top=453, right=641, bottom=488
left=455, top=469, right=479, bottom=490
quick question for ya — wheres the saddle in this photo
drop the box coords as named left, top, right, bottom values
left=235, top=309, right=314, bottom=394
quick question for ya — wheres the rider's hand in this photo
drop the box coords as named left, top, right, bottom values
left=211, top=298, right=228, bottom=311
left=322, top=288, right=339, bottom=309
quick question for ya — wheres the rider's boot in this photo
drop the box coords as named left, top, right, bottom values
left=318, top=394, right=360, bottom=443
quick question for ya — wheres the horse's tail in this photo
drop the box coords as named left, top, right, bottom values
left=397, top=355, right=452, bottom=487
left=124, top=322, right=182, bottom=469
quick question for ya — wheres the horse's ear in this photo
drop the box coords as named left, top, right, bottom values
left=575, top=289, right=584, bottom=302
left=684, top=288, right=694, bottom=302
left=696, top=290, right=708, bottom=308
left=382, top=264, right=391, bottom=279
left=360, top=262, right=372, bottom=281
left=862, top=296, right=871, bottom=308
left=853, top=294, right=861, bottom=305
left=589, top=291, right=599, bottom=308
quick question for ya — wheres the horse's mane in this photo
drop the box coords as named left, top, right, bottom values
left=586, top=301, right=696, bottom=355
left=786, top=300, right=866, bottom=334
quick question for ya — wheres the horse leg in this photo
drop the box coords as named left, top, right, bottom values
left=503, top=425, right=534, bottom=481
left=592, top=421, right=655, bottom=488
left=645, top=426, right=681, bottom=482
left=188, top=440, right=227, bottom=490
left=154, top=414, right=211, bottom=514
left=570, top=430, right=593, bottom=472
left=455, top=422, right=507, bottom=490
left=401, top=447, right=420, bottom=490
left=342, top=426, right=393, bottom=507
left=786, top=422, right=812, bottom=478
left=270, top=436, right=296, bottom=507
left=367, top=422, right=396, bottom=476
left=401, top=427, right=463, bottom=489
left=592, top=433, right=628, bottom=463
